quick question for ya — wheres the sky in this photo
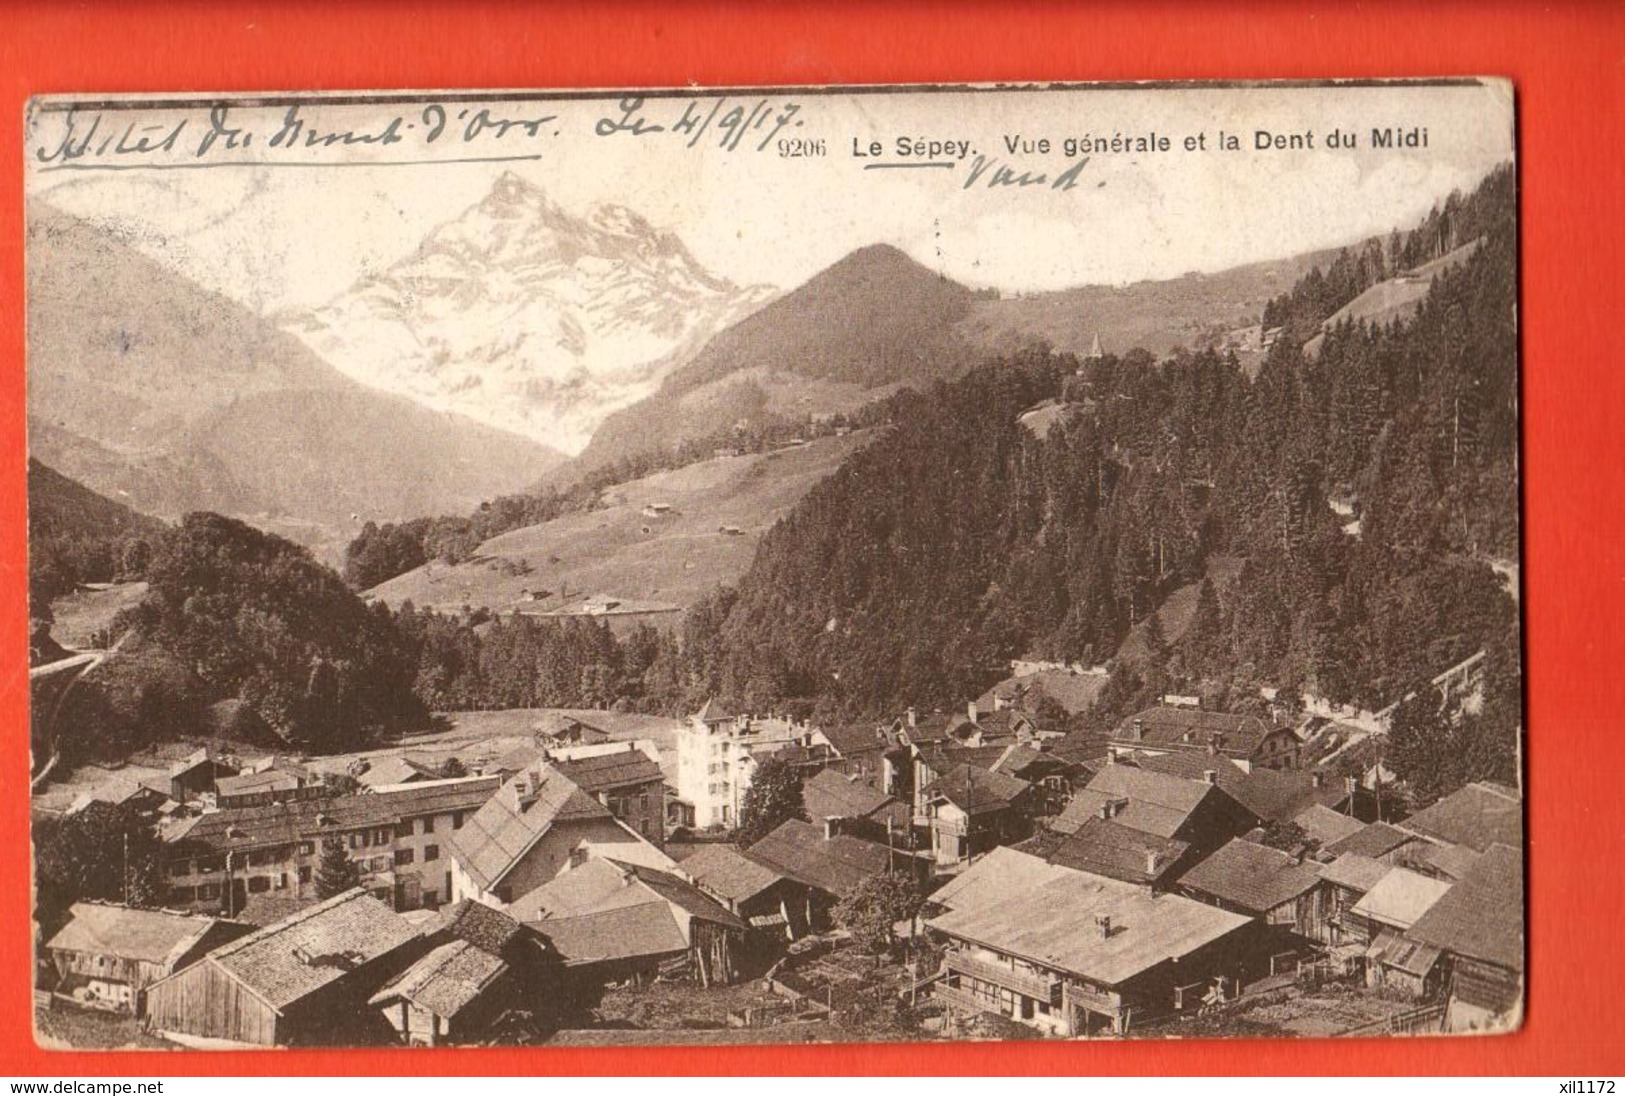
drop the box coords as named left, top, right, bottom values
left=26, top=82, right=1514, bottom=315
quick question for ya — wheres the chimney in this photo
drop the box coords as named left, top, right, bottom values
left=1095, top=914, right=1112, bottom=939
left=967, top=700, right=979, bottom=724
left=1130, top=718, right=1144, bottom=742
left=907, top=707, right=918, bottom=729
left=823, top=817, right=841, bottom=840
left=1144, top=849, right=1161, bottom=876
left=1098, top=803, right=1112, bottom=821
left=1105, top=748, right=1118, bottom=766
left=1311, top=771, right=1324, bottom=789
left=1209, top=731, right=1225, bottom=756
left=1202, top=769, right=1218, bottom=786
left=1346, top=775, right=1360, bottom=795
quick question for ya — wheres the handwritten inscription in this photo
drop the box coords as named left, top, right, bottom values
left=594, top=97, right=804, bottom=153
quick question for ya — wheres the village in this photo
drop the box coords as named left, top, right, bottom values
left=31, top=648, right=1521, bottom=1049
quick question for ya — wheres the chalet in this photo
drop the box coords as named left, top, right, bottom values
left=680, top=843, right=810, bottom=940
left=1407, top=843, right=1523, bottom=1032
left=928, top=861, right=1262, bottom=1036
left=552, top=745, right=668, bottom=846
left=1051, top=762, right=1261, bottom=862
left=44, top=903, right=253, bottom=1014
left=1111, top=707, right=1301, bottom=772
left=975, top=666, right=1108, bottom=719
left=369, top=898, right=555, bottom=1046
left=519, top=859, right=748, bottom=987
left=928, top=847, right=1075, bottom=917
left=1230, top=767, right=1376, bottom=825
left=1340, top=865, right=1454, bottom=995
left=802, top=767, right=911, bottom=844
left=1177, top=838, right=1331, bottom=944
left=745, top=818, right=923, bottom=925
left=1323, top=821, right=1424, bottom=865
left=1292, top=803, right=1366, bottom=852
left=216, top=761, right=327, bottom=809
left=1315, top=852, right=1391, bottom=949
left=446, top=765, right=676, bottom=912
left=352, top=754, right=442, bottom=791
left=920, top=763, right=1034, bottom=868
left=1045, top=818, right=1193, bottom=891
left=144, top=889, right=423, bottom=1047
left=990, top=744, right=1077, bottom=816
left=161, top=776, right=502, bottom=915
left=1397, top=781, right=1523, bottom=854
left=532, top=713, right=612, bottom=749
left=819, top=722, right=895, bottom=786
left=163, top=748, right=237, bottom=803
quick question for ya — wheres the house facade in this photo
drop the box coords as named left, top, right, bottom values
left=160, top=776, right=503, bottom=916
left=44, top=903, right=254, bottom=1014
left=674, top=700, right=830, bottom=830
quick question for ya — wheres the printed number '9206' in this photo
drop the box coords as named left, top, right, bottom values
left=778, top=138, right=827, bottom=157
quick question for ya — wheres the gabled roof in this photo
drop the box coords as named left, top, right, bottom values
left=802, top=767, right=898, bottom=821
left=745, top=819, right=899, bottom=898
left=694, top=699, right=738, bottom=725
left=1400, top=782, right=1523, bottom=853
left=1118, top=749, right=1251, bottom=800
left=191, top=889, right=420, bottom=1012
left=535, top=903, right=690, bottom=966
left=1048, top=727, right=1110, bottom=766
left=1293, top=804, right=1366, bottom=849
left=46, top=903, right=243, bottom=966
left=680, top=844, right=786, bottom=904
left=921, top=763, right=1031, bottom=815
left=1048, top=819, right=1190, bottom=886
left=1407, top=844, right=1524, bottom=971
left=928, top=869, right=1252, bottom=988
left=1324, top=821, right=1419, bottom=861
left=929, top=847, right=1076, bottom=916
left=355, top=755, right=435, bottom=789
left=436, top=899, right=525, bottom=957
left=508, top=858, right=744, bottom=931
left=236, top=895, right=318, bottom=928
left=1177, top=839, right=1322, bottom=914
left=1231, top=768, right=1349, bottom=823
left=551, top=748, right=664, bottom=793
left=1113, top=707, right=1284, bottom=758
left=1317, top=853, right=1390, bottom=894
left=448, top=767, right=612, bottom=892
left=1349, top=868, right=1453, bottom=930
left=1054, top=764, right=1231, bottom=839
left=1410, top=841, right=1483, bottom=882
left=368, top=939, right=507, bottom=1019
left=217, top=769, right=308, bottom=798
left=1367, top=929, right=1442, bottom=978
left=820, top=723, right=890, bottom=758
left=168, top=776, right=501, bottom=856
left=990, top=744, right=1059, bottom=780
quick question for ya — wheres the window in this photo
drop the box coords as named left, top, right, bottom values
left=247, top=876, right=271, bottom=894
left=298, top=866, right=312, bottom=884
left=424, top=845, right=439, bottom=862
left=169, top=860, right=192, bottom=878
left=274, top=873, right=288, bottom=890
left=197, top=884, right=221, bottom=901
left=395, top=821, right=414, bottom=839
left=169, top=886, right=196, bottom=903
left=370, top=856, right=390, bottom=873
left=639, top=820, right=651, bottom=837
left=196, top=856, right=224, bottom=874
left=394, top=849, right=415, bottom=866
left=421, top=817, right=434, bottom=835
left=298, top=841, right=314, bottom=856
left=452, top=811, right=464, bottom=830
left=374, top=827, right=393, bottom=845
left=349, top=833, right=363, bottom=850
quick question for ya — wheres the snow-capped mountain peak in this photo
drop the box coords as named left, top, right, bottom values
left=281, top=176, right=774, bottom=455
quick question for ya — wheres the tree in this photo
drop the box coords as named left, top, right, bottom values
left=314, top=837, right=361, bottom=898
left=833, top=871, right=924, bottom=954
left=34, top=802, right=163, bottom=934
left=1385, top=688, right=1460, bottom=809
left=736, top=757, right=807, bottom=844
left=1253, top=819, right=1320, bottom=859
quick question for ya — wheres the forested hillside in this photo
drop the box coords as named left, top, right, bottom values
left=692, top=166, right=1518, bottom=724
left=28, top=458, right=166, bottom=608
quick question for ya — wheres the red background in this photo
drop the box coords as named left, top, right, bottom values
left=2, top=0, right=1621, bottom=1077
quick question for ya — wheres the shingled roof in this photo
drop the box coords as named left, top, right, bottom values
left=448, top=767, right=613, bottom=893
left=1407, top=843, right=1523, bottom=971
left=745, top=819, right=900, bottom=899
left=436, top=899, right=526, bottom=957
left=1400, top=782, right=1523, bottom=853
left=929, top=846, right=1076, bottom=916
left=551, top=747, right=664, bottom=794
left=1324, top=821, right=1420, bottom=861
left=1055, top=765, right=1219, bottom=839
left=368, top=939, right=507, bottom=1020
left=1048, top=818, right=1191, bottom=886
left=921, top=763, right=1031, bottom=816
left=1177, top=838, right=1322, bottom=914
left=176, top=889, right=420, bottom=1012
left=1349, top=868, right=1453, bottom=930
left=680, top=844, right=786, bottom=904
left=802, top=768, right=903, bottom=823
left=1317, top=852, right=1390, bottom=894
left=928, top=869, right=1252, bottom=988
left=820, top=723, right=891, bottom=759
left=1113, top=707, right=1282, bottom=758
left=1293, top=803, right=1366, bottom=849
left=167, top=776, right=501, bottom=856
left=46, top=903, right=245, bottom=967
left=521, top=859, right=745, bottom=966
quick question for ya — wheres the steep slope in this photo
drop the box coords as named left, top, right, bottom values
left=573, top=244, right=978, bottom=473
left=282, top=173, right=774, bottom=454
left=27, top=457, right=166, bottom=545
left=26, top=203, right=565, bottom=532
left=366, top=430, right=874, bottom=618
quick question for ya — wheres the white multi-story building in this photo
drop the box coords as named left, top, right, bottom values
left=675, top=700, right=831, bottom=831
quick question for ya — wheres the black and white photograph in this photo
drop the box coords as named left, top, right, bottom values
left=24, top=81, right=1521, bottom=1050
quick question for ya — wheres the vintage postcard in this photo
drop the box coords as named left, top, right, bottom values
left=25, top=81, right=1520, bottom=1049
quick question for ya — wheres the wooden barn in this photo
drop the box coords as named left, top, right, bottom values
left=143, top=889, right=423, bottom=1047
left=44, top=903, right=253, bottom=1015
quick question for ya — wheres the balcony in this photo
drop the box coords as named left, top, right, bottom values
left=931, top=981, right=995, bottom=1016
left=944, top=951, right=1062, bottom=1005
